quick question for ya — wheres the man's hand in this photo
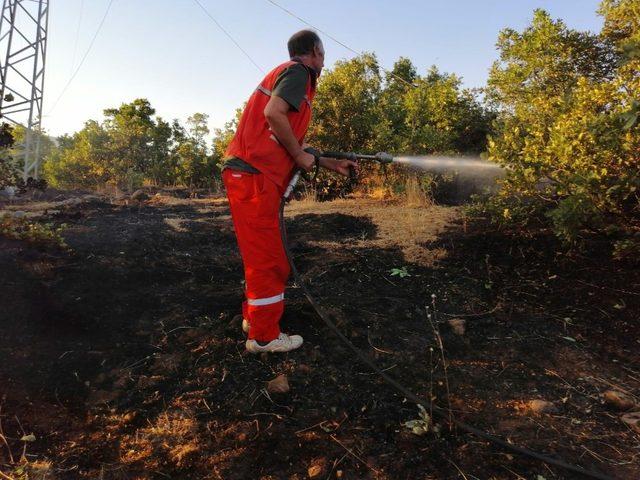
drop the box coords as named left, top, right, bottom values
left=294, top=150, right=316, bottom=172
left=320, top=157, right=358, bottom=177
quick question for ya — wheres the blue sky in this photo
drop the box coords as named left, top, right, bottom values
left=42, top=0, right=604, bottom=136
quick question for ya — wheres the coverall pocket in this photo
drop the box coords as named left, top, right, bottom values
left=224, top=170, right=256, bottom=202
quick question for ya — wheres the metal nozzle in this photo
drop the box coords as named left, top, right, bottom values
left=375, top=152, right=394, bottom=164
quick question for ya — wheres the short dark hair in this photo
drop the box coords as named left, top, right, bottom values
left=287, top=30, right=321, bottom=58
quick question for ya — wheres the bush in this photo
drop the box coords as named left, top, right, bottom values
left=0, top=214, right=67, bottom=249
left=481, top=6, right=639, bottom=253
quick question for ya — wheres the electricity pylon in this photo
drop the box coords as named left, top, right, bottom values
left=0, top=0, right=49, bottom=180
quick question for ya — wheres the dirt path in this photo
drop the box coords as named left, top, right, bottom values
left=1, top=191, right=638, bottom=479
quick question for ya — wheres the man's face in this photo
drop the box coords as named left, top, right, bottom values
left=311, top=41, right=325, bottom=76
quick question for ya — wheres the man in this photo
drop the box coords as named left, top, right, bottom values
left=222, top=30, right=356, bottom=354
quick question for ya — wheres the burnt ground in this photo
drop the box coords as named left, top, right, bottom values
left=0, top=190, right=639, bottom=480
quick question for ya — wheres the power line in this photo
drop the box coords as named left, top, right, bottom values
left=69, top=0, right=85, bottom=75
left=191, top=0, right=264, bottom=74
left=47, top=0, right=115, bottom=114
left=264, top=0, right=416, bottom=88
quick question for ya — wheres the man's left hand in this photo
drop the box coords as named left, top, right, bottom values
left=322, top=157, right=358, bottom=177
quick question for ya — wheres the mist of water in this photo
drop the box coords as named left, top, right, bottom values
left=391, top=155, right=504, bottom=204
left=393, top=155, right=503, bottom=175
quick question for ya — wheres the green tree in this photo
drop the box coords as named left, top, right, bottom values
left=404, top=66, right=490, bottom=154
left=175, top=112, right=218, bottom=188
left=375, top=57, right=417, bottom=153
left=0, top=123, right=19, bottom=189
left=211, top=108, right=242, bottom=170
left=43, top=120, right=111, bottom=189
left=307, top=53, right=382, bottom=152
left=482, top=5, right=639, bottom=255
left=102, top=98, right=158, bottom=187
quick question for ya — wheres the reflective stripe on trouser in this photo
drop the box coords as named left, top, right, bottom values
left=223, top=169, right=290, bottom=342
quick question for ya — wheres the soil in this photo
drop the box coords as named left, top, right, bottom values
left=0, top=190, right=638, bottom=479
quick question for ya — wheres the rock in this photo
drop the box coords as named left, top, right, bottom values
left=603, top=390, right=636, bottom=411
left=266, top=374, right=289, bottom=394
left=131, top=189, right=149, bottom=202
left=297, top=363, right=312, bottom=375
left=12, top=210, right=26, bottom=219
left=307, top=457, right=327, bottom=478
left=0, top=186, right=16, bottom=198
left=61, top=197, right=81, bottom=206
left=448, top=318, right=466, bottom=335
left=528, top=399, right=559, bottom=414
left=621, top=411, right=640, bottom=433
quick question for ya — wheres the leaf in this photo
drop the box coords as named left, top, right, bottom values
left=20, top=433, right=36, bottom=442
left=562, top=336, right=577, bottom=342
left=621, top=111, right=638, bottom=131
left=389, top=267, right=410, bottom=278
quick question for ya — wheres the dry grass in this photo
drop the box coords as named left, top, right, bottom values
left=404, top=174, right=433, bottom=208
left=120, top=409, right=200, bottom=468
left=288, top=197, right=459, bottom=266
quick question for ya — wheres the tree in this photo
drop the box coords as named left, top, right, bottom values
left=375, top=57, right=418, bottom=153
left=307, top=53, right=382, bottom=152
left=481, top=5, right=639, bottom=256
left=403, top=66, right=490, bottom=154
left=174, top=112, right=217, bottom=188
left=102, top=98, right=158, bottom=187
left=43, top=120, right=111, bottom=189
left=0, top=123, right=19, bottom=189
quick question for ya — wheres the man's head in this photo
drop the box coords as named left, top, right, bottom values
left=287, top=30, right=325, bottom=76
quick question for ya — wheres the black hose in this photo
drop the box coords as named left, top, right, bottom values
left=278, top=198, right=615, bottom=480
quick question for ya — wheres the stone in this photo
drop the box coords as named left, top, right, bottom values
left=528, top=399, right=559, bottom=414
left=621, top=412, right=640, bottom=433
left=266, top=374, right=289, bottom=394
left=297, top=363, right=312, bottom=375
left=448, top=318, right=466, bottom=335
left=131, top=189, right=149, bottom=202
left=603, top=390, right=636, bottom=411
left=12, top=210, right=26, bottom=219
left=61, top=197, right=81, bottom=206
left=307, top=458, right=327, bottom=478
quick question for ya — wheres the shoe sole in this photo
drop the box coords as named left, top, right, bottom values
left=245, top=339, right=303, bottom=354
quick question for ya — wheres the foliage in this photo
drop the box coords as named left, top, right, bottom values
left=403, top=404, right=435, bottom=436
left=389, top=266, right=411, bottom=278
left=482, top=5, right=639, bottom=253
left=0, top=122, right=20, bottom=189
left=305, top=53, right=493, bottom=200
left=43, top=99, right=220, bottom=190
left=0, top=213, right=67, bottom=249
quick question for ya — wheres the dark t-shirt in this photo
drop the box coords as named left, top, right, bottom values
left=272, top=63, right=309, bottom=112
left=222, top=63, right=309, bottom=173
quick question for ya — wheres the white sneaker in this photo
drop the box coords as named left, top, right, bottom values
left=246, top=333, right=304, bottom=353
left=242, top=318, right=250, bottom=334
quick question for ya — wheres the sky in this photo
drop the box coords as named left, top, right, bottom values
left=37, top=0, right=605, bottom=137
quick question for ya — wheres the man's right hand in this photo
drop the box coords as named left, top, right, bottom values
left=294, top=150, right=316, bottom=172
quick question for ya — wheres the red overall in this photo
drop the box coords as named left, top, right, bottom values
left=223, top=60, right=316, bottom=342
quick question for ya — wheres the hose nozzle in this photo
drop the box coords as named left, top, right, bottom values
left=375, top=152, right=394, bottom=164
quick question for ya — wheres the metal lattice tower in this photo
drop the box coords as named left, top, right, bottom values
left=0, top=0, right=49, bottom=180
